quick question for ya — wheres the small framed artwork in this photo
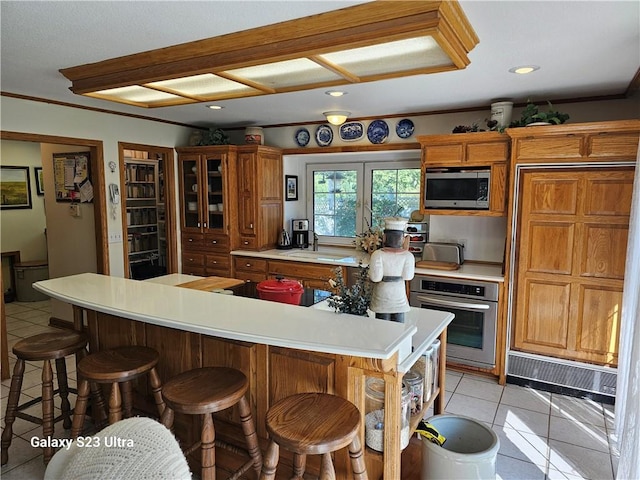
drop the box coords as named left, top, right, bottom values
left=285, top=175, right=298, bottom=201
left=1, top=166, right=32, bottom=209
left=34, top=167, right=44, bottom=195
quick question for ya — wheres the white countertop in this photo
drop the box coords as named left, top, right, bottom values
left=34, top=273, right=452, bottom=364
left=231, top=247, right=504, bottom=283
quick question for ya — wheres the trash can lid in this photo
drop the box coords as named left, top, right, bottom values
left=15, top=260, right=48, bottom=268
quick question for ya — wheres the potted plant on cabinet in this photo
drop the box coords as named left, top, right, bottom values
left=509, top=101, right=570, bottom=127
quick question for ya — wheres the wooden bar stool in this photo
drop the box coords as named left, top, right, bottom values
left=70, top=346, right=165, bottom=438
left=160, top=367, right=262, bottom=480
left=1, top=330, right=88, bottom=465
left=260, top=393, right=368, bottom=480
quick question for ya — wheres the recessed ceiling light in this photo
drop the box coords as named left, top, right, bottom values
left=207, top=105, right=223, bottom=110
left=509, top=65, right=540, bottom=74
left=325, top=90, right=347, bottom=97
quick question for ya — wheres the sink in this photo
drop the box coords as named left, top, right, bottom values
left=285, top=251, right=350, bottom=261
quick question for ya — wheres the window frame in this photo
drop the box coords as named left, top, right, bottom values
left=306, top=159, right=420, bottom=246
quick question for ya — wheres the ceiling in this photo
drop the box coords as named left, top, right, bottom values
left=1, top=1, right=638, bottom=129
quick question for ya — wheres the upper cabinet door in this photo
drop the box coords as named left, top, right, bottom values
left=204, top=153, right=227, bottom=233
left=179, top=154, right=202, bottom=233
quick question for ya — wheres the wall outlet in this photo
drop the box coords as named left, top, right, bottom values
left=108, top=232, right=123, bottom=243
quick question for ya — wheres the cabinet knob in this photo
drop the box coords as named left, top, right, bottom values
left=246, top=263, right=251, bottom=267
left=188, top=238, right=193, bottom=242
left=243, top=241, right=249, bottom=245
left=249, top=223, right=254, bottom=229
left=197, top=222, right=201, bottom=228
left=211, top=260, right=217, bottom=264
left=212, top=240, right=217, bottom=244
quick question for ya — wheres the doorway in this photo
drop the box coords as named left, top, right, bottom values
left=118, top=142, right=177, bottom=279
left=1, top=131, right=107, bottom=378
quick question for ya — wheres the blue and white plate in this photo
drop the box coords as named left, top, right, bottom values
left=367, top=120, right=389, bottom=144
left=294, top=128, right=310, bottom=147
left=339, top=122, right=364, bottom=141
left=396, top=119, right=415, bottom=139
left=315, top=124, right=333, bottom=147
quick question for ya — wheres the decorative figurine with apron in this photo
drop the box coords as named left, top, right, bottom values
left=368, top=217, right=415, bottom=322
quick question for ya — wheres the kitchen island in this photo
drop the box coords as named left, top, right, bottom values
left=34, top=273, right=452, bottom=479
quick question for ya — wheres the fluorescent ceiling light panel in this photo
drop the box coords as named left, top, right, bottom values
left=147, top=73, right=258, bottom=98
left=88, top=85, right=184, bottom=106
left=320, top=37, right=451, bottom=77
left=227, top=58, right=343, bottom=89
left=60, top=1, right=478, bottom=109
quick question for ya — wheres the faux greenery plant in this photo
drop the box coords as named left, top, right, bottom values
left=509, top=101, right=570, bottom=127
left=198, top=127, right=230, bottom=145
left=327, top=265, right=373, bottom=316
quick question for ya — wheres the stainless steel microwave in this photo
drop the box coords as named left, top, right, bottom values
left=424, top=170, right=490, bottom=209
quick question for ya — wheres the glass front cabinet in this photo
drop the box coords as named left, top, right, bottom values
left=177, top=146, right=237, bottom=276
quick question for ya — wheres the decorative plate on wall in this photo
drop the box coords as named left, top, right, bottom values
left=315, top=125, right=333, bottom=147
left=294, top=128, right=310, bottom=147
left=367, top=120, right=389, bottom=144
left=339, top=122, right=364, bottom=141
left=396, top=119, right=415, bottom=139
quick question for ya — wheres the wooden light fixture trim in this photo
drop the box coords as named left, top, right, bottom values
left=60, top=1, right=478, bottom=108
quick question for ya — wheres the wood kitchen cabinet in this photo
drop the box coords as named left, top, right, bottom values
left=232, top=257, right=342, bottom=290
left=177, top=146, right=238, bottom=277
left=268, top=260, right=342, bottom=291
left=506, top=120, right=639, bottom=367
left=418, top=131, right=509, bottom=216
left=236, top=145, right=283, bottom=251
left=233, top=256, right=268, bottom=283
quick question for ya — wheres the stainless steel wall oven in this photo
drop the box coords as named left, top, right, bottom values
left=410, top=275, right=498, bottom=369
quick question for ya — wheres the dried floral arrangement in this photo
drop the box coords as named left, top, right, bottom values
left=354, top=226, right=383, bottom=254
left=327, top=265, right=373, bottom=316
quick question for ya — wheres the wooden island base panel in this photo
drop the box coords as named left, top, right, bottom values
left=34, top=273, right=452, bottom=479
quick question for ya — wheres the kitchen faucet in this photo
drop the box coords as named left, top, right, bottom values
left=312, top=232, right=319, bottom=251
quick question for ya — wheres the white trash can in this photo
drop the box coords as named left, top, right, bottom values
left=422, top=414, right=500, bottom=480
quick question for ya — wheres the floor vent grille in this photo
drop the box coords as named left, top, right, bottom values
left=507, top=352, right=616, bottom=397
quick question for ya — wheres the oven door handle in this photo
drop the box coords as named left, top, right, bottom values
left=415, top=295, right=490, bottom=311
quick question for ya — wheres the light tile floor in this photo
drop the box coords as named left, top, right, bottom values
left=2, top=300, right=620, bottom=479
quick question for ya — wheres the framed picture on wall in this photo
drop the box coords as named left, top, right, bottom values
left=285, top=175, right=298, bottom=201
left=34, top=167, right=44, bottom=195
left=0, top=166, right=32, bottom=209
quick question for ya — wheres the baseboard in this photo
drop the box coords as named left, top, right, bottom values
left=49, top=316, right=74, bottom=331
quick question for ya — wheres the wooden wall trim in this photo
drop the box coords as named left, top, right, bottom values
left=0, top=131, right=109, bottom=275
left=283, top=142, right=420, bottom=155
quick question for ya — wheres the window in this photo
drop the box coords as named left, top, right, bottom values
left=306, top=160, right=420, bottom=244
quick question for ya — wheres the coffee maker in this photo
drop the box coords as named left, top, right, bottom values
left=291, top=219, right=310, bottom=248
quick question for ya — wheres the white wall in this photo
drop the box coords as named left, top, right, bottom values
left=1, top=95, right=193, bottom=277
left=0, top=140, right=47, bottom=261
left=39, top=144, right=97, bottom=322
left=266, top=97, right=639, bottom=149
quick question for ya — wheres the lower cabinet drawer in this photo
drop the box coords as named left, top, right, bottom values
left=205, top=253, right=230, bottom=270
left=183, top=266, right=205, bottom=276
left=182, top=252, right=205, bottom=267
left=234, top=271, right=267, bottom=283
left=205, top=265, right=231, bottom=277
left=182, top=233, right=205, bottom=248
left=238, top=236, right=257, bottom=250
left=203, top=233, right=229, bottom=253
left=233, top=257, right=267, bottom=274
